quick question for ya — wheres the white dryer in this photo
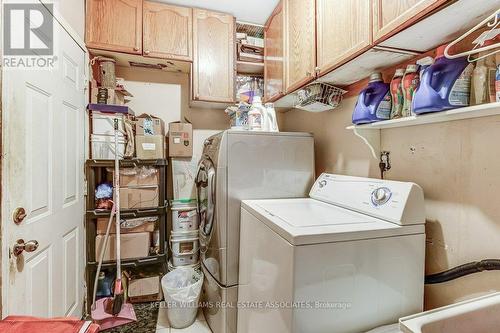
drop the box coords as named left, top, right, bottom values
left=238, top=173, right=426, bottom=333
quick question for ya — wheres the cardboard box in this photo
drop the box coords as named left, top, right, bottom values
left=135, top=114, right=164, bottom=136
left=115, top=167, right=159, bottom=187
left=120, top=186, right=159, bottom=209
left=136, top=135, right=165, bottom=159
left=91, top=87, right=126, bottom=105
left=95, top=232, right=151, bottom=261
left=128, top=276, right=162, bottom=300
left=168, top=122, right=193, bottom=157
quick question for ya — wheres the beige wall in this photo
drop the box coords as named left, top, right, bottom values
left=116, top=66, right=229, bottom=130
left=283, top=96, right=500, bottom=310
left=282, top=97, right=380, bottom=177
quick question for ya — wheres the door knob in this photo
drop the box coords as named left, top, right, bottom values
left=13, top=207, right=27, bottom=224
left=13, top=239, right=39, bottom=257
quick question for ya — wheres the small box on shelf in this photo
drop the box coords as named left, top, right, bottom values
left=136, top=135, right=165, bottom=159
left=168, top=122, right=193, bottom=157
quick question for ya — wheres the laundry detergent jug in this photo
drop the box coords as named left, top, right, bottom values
left=352, top=72, right=391, bottom=124
left=413, top=45, right=473, bottom=114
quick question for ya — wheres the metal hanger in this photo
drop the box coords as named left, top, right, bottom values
left=445, top=9, right=500, bottom=62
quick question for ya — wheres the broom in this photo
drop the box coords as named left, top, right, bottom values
left=106, top=118, right=124, bottom=315
left=91, top=118, right=136, bottom=330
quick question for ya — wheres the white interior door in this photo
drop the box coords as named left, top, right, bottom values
left=1, top=5, right=87, bottom=317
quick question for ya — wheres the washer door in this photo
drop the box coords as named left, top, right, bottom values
left=196, top=157, right=216, bottom=253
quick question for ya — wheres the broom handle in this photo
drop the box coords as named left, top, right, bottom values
left=91, top=205, right=116, bottom=309
left=114, top=119, right=122, bottom=283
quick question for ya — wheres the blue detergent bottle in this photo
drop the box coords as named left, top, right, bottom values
left=352, top=72, right=391, bottom=124
left=413, top=45, right=474, bottom=114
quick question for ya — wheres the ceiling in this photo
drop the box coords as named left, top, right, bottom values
left=155, top=0, right=279, bottom=25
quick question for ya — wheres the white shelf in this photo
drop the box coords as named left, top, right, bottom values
left=346, top=102, right=500, bottom=130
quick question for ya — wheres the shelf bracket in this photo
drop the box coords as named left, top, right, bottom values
left=352, top=127, right=381, bottom=160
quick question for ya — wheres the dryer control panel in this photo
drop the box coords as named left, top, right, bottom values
left=309, top=173, right=425, bottom=225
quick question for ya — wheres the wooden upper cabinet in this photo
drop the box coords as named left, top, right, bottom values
left=284, top=0, right=316, bottom=94
left=264, top=2, right=284, bottom=102
left=143, top=2, right=192, bottom=61
left=373, top=0, right=445, bottom=42
left=86, top=0, right=142, bottom=54
left=192, top=9, right=235, bottom=103
left=316, top=0, right=371, bottom=76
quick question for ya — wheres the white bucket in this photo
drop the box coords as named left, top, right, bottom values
left=168, top=259, right=201, bottom=273
left=162, top=268, right=204, bottom=329
left=170, top=230, right=199, bottom=267
left=171, top=200, right=199, bottom=232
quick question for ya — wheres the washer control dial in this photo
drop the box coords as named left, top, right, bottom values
left=371, top=187, right=392, bottom=206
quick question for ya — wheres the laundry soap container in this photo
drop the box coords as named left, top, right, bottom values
left=352, top=72, right=391, bottom=124
left=413, top=45, right=474, bottom=114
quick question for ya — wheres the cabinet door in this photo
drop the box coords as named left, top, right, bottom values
left=192, top=9, right=235, bottom=103
left=373, top=0, right=445, bottom=42
left=143, top=2, right=192, bottom=61
left=264, top=2, right=284, bottom=102
left=284, top=0, right=316, bottom=94
left=85, top=0, right=142, bottom=54
left=317, top=0, right=371, bottom=76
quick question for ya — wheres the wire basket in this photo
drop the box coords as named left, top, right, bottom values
left=294, top=82, right=347, bottom=112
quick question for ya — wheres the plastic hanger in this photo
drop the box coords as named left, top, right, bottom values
left=445, top=9, right=500, bottom=61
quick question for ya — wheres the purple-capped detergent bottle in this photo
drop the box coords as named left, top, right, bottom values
left=352, top=72, right=391, bottom=124
left=413, top=45, right=474, bottom=114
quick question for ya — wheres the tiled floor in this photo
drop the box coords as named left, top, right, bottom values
left=156, top=308, right=212, bottom=333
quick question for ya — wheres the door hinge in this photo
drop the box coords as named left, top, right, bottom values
left=83, top=179, right=88, bottom=196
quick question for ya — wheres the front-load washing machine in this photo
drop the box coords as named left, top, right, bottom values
left=196, top=130, right=315, bottom=333
left=238, top=173, right=426, bottom=333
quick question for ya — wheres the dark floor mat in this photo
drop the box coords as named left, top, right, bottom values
left=101, top=302, right=159, bottom=333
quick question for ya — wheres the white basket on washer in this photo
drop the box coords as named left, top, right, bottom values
left=170, top=230, right=199, bottom=266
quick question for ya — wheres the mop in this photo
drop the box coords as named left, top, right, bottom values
left=91, top=118, right=136, bottom=330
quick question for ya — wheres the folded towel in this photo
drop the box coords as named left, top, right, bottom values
left=238, top=43, right=263, bottom=56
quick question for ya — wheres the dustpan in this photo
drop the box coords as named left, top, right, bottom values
left=91, top=118, right=136, bottom=329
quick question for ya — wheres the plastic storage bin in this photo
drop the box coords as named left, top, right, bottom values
left=91, top=134, right=126, bottom=160
left=92, top=112, right=125, bottom=137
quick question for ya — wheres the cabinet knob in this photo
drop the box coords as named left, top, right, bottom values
left=144, top=50, right=150, bottom=55
left=133, top=47, right=140, bottom=51
left=306, top=71, right=312, bottom=77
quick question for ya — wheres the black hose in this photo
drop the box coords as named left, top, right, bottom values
left=425, top=259, right=500, bottom=284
